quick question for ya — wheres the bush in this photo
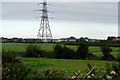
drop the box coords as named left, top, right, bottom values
left=101, top=41, right=115, bottom=60
left=54, top=44, right=75, bottom=59
left=54, top=43, right=96, bottom=59
left=62, top=45, right=75, bottom=59
left=41, top=65, right=97, bottom=79
left=77, top=42, right=90, bottom=59
left=25, top=44, right=43, bottom=58
left=54, top=43, right=64, bottom=59
left=102, top=62, right=120, bottom=80
left=42, top=68, right=69, bottom=78
left=2, top=50, right=17, bottom=65
left=2, top=62, right=32, bottom=79
left=43, top=51, right=55, bottom=58
left=2, top=51, right=33, bottom=79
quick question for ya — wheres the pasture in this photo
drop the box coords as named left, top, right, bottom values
left=1, top=43, right=119, bottom=57
left=1, top=43, right=119, bottom=77
left=23, top=58, right=115, bottom=76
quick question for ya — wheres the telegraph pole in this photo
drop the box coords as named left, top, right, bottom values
left=36, top=0, right=52, bottom=42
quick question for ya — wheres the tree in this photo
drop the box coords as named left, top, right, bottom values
left=77, top=42, right=89, bottom=59
left=101, top=41, right=115, bottom=60
left=107, top=36, right=116, bottom=41
left=70, top=36, right=76, bottom=39
left=54, top=44, right=75, bottom=59
left=54, top=43, right=63, bottom=59
left=62, top=45, right=74, bottom=59
left=25, top=44, right=42, bottom=58
left=85, top=37, right=89, bottom=39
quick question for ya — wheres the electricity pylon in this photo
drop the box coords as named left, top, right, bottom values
left=36, top=0, right=52, bottom=42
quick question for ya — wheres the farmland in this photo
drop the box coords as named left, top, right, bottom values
left=1, top=43, right=120, bottom=77
left=23, top=58, right=115, bottom=76
left=1, top=43, right=120, bottom=52
left=1, top=43, right=119, bottom=57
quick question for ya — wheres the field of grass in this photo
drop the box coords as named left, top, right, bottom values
left=23, top=57, right=115, bottom=76
left=1, top=43, right=119, bottom=77
left=1, top=43, right=119, bottom=57
left=1, top=43, right=119, bottom=52
left=1, top=43, right=54, bottom=52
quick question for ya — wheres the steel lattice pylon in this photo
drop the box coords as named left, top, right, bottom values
left=37, top=0, right=52, bottom=42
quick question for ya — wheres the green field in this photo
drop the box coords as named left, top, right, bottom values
left=2, top=43, right=54, bottom=52
left=23, top=58, right=115, bottom=76
left=1, top=43, right=119, bottom=57
left=1, top=43, right=119, bottom=52
left=2, top=43, right=119, bottom=76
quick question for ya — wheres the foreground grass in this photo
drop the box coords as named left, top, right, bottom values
left=23, top=58, right=115, bottom=76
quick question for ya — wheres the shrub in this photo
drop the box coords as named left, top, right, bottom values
left=103, top=61, right=120, bottom=80
left=43, top=51, right=55, bottom=58
left=54, top=44, right=75, bottom=59
left=101, top=41, right=115, bottom=60
left=62, top=45, right=75, bottom=59
left=2, top=50, right=17, bottom=65
left=41, top=65, right=97, bottom=79
left=54, top=43, right=64, bottom=59
left=77, top=42, right=90, bottom=59
left=111, top=61, right=120, bottom=79
left=42, top=68, right=69, bottom=78
left=25, top=44, right=42, bottom=58
left=2, top=51, right=33, bottom=79
left=2, top=62, right=32, bottom=79
left=54, top=43, right=95, bottom=59
left=86, top=64, right=106, bottom=79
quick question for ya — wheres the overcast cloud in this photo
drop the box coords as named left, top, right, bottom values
left=1, top=2, right=118, bottom=39
left=1, top=0, right=119, bottom=2
left=2, top=2, right=118, bottom=24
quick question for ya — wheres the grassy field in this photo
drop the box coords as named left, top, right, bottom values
left=2, top=43, right=54, bottom=52
left=23, top=57, right=115, bottom=76
left=1, top=43, right=119, bottom=77
left=1, top=43, right=119, bottom=57
left=1, top=43, right=119, bottom=52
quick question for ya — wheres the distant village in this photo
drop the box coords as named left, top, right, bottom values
left=0, top=36, right=120, bottom=43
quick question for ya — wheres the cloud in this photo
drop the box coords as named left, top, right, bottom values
left=1, top=0, right=119, bottom=2
left=2, top=2, right=118, bottom=24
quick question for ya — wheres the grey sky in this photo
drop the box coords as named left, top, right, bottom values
left=1, top=0, right=119, bottom=2
left=1, top=2, right=118, bottom=39
left=2, top=2, right=118, bottom=24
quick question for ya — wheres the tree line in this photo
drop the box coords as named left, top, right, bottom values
left=24, top=41, right=116, bottom=61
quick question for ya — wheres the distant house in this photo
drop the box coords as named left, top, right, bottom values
left=13, top=38, right=18, bottom=42
left=88, top=39, right=100, bottom=42
left=24, top=38, right=37, bottom=43
left=0, top=37, right=8, bottom=42
left=53, top=39, right=59, bottom=42
left=112, top=38, right=120, bottom=41
left=19, top=38, right=25, bottom=42
left=59, top=38, right=68, bottom=42
left=0, top=38, right=2, bottom=42
left=69, top=39, right=76, bottom=42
